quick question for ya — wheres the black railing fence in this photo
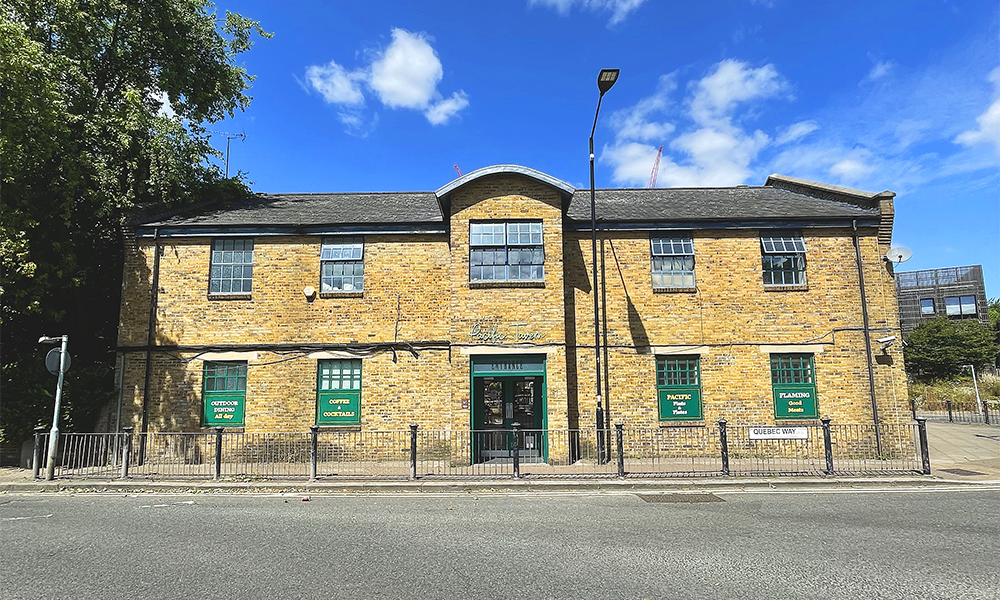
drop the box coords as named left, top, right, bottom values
left=32, top=420, right=930, bottom=481
left=911, top=397, right=995, bottom=426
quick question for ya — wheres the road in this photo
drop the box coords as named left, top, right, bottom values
left=2, top=488, right=998, bottom=599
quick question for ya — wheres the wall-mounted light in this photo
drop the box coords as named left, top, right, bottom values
left=303, top=286, right=317, bottom=301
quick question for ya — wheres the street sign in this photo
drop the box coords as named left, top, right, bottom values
left=45, top=348, right=71, bottom=375
left=750, top=426, right=809, bottom=440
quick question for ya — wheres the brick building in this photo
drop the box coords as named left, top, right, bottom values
left=117, top=165, right=909, bottom=461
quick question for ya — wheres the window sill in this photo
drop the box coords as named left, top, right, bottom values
left=319, top=291, right=364, bottom=299
left=469, top=280, right=545, bottom=289
left=763, top=284, right=809, bottom=292
left=653, top=286, right=698, bottom=294
left=208, top=293, right=252, bottom=301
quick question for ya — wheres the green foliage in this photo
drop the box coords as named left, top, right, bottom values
left=903, top=317, right=999, bottom=382
left=0, top=1, right=269, bottom=443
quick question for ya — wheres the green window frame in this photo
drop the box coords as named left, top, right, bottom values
left=316, top=359, right=362, bottom=425
left=655, top=356, right=702, bottom=421
left=770, top=353, right=819, bottom=420
left=202, top=361, right=247, bottom=426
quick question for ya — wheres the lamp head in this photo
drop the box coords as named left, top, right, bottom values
left=597, top=69, right=620, bottom=95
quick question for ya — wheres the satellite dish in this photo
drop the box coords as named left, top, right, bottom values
left=885, top=246, right=912, bottom=264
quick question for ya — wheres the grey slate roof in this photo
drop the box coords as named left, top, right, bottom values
left=140, top=174, right=879, bottom=231
left=143, top=192, right=442, bottom=227
left=566, top=186, right=878, bottom=223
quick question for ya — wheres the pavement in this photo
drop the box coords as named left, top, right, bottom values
left=2, top=421, right=997, bottom=494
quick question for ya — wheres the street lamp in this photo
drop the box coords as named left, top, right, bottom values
left=964, top=365, right=983, bottom=416
left=38, top=335, right=69, bottom=481
left=590, top=68, right=619, bottom=463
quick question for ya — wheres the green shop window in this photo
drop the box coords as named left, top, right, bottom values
left=316, top=360, right=362, bottom=426
left=770, top=354, right=819, bottom=419
left=656, top=356, right=702, bottom=421
left=202, top=361, right=247, bottom=427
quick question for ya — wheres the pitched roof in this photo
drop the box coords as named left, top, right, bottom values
left=565, top=186, right=879, bottom=224
left=143, top=192, right=443, bottom=228
left=137, top=170, right=882, bottom=235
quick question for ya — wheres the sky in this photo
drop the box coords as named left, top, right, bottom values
left=207, top=0, right=1000, bottom=296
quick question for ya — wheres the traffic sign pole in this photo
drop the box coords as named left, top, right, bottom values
left=44, top=335, right=68, bottom=481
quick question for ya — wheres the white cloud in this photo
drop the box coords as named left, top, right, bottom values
left=425, top=91, right=470, bottom=126
left=954, top=67, right=1000, bottom=153
left=603, top=59, right=788, bottom=187
left=689, top=59, right=789, bottom=125
left=370, top=30, right=443, bottom=109
left=153, top=91, right=176, bottom=118
left=775, top=121, right=818, bottom=145
left=864, top=60, right=895, bottom=83
left=303, top=28, right=468, bottom=133
left=529, top=0, right=648, bottom=26
left=305, top=61, right=366, bottom=105
left=828, top=152, right=876, bottom=181
left=608, top=74, right=676, bottom=142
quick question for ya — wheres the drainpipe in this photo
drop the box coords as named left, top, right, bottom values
left=139, top=228, right=161, bottom=462
left=853, top=220, right=882, bottom=456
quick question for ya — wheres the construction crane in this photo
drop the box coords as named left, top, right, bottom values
left=648, top=145, right=663, bottom=188
left=454, top=165, right=462, bottom=177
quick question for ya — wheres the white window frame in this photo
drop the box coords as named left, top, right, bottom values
left=761, top=232, right=807, bottom=286
left=650, top=235, right=695, bottom=288
left=321, top=237, right=364, bottom=292
left=469, top=221, right=544, bottom=282
left=209, top=238, right=254, bottom=295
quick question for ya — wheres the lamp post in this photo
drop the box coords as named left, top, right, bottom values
left=590, top=68, right=619, bottom=464
left=965, top=364, right=983, bottom=416
left=39, top=335, right=69, bottom=481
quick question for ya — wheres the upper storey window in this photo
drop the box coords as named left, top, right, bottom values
left=470, top=221, right=544, bottom=282
left=650, top=236, right=695, bottom=288
left=321, top=238, right=364, bottom=292
left=210, top=238, right=254, bottom=295
left=761, top=232, right=807, bottom=287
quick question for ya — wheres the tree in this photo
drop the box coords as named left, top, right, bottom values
left=903, top=317, right=999, bottom=381
left=0, top=1, right=270, bottom=444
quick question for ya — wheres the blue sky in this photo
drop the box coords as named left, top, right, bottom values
left=209, top=0, right=1000, bottom=296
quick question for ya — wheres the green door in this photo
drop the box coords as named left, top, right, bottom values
left=472, top=375, right=544, bottom=462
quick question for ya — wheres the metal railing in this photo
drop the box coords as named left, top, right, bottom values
left=911, top=397, right=995, bottom=426
left=33, top=420, right=930, bottom=481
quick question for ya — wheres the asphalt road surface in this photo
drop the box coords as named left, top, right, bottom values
left=2, top=488, right=998, bottom=599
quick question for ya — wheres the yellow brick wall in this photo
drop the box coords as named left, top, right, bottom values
left=117, top=174, right=907, bottom=435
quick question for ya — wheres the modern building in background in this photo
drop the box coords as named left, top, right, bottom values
left=895, top=265, right=988, bottom=335
left=116, top=166, right=909, bottom=461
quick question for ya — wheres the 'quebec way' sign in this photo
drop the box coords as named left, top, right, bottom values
left=749, top=426, right=809, bottom=440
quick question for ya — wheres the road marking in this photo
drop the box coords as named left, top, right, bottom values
left=139, top=500, right=195, bottom=509
left=714, top=486, right=1000, bottom=495
left=3, top=514, right=54, bottom=521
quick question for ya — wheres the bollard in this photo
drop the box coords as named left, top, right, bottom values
left=984, top=403, right=991, bottom=426
left=615, top=423, right=625, bottom=478
left=120, top=427, right=133, bottom=479
left=309, top=425, right=319, bottom=482
left=909, top=397, right=917, bottom=421
left=946, top=399, right=953, bottom=422
left=821, top=417, right=834, bottom=475
left=409, top=424, right=418, bottom=481
left=32, top=426, right=46, bottom=479
left=718, top=419, right=730, bottom=476
left=214, top=427, right=224, bottom=480
left=916, top=418, right=931, bottom=475
left=511, top=422, right=520, bottom=479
